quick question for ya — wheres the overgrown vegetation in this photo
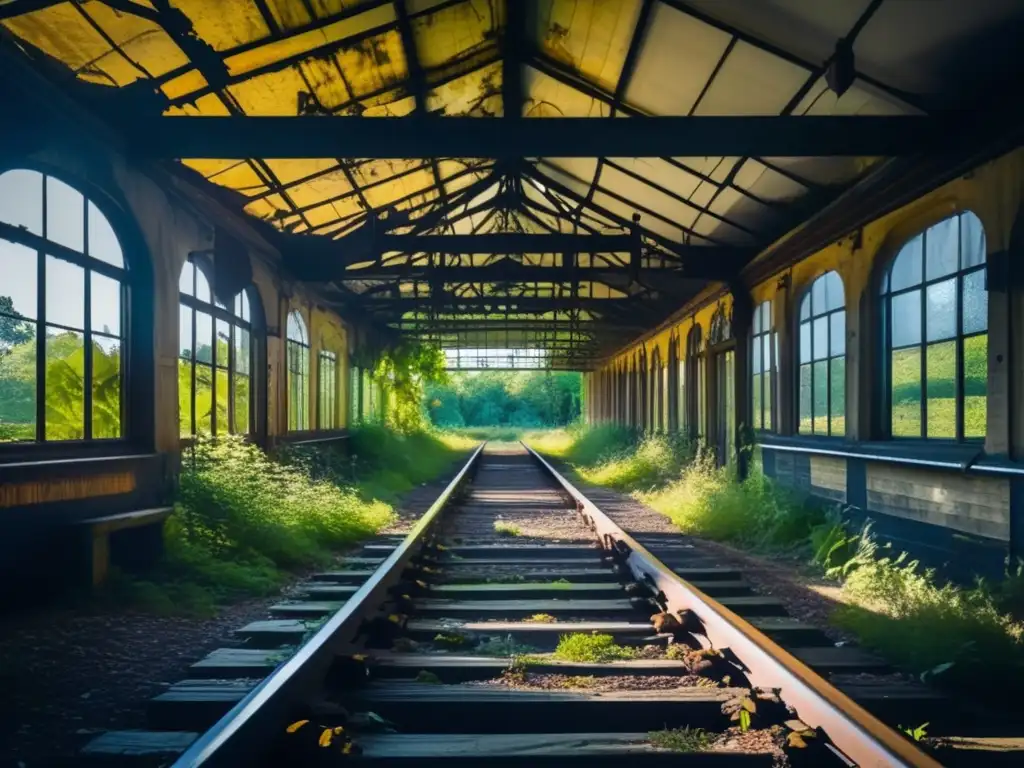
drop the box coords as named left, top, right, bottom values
left=493, top=520, right=522, bottom=537
left=532, top=426, right=1024, bottom=707
left=648, top=727, right=712, bottom=753
left=425, top=371, right=581, bottom=429
left=553, top=633, right=638, bottom=662
left=107, top=426, right=471, bottom=616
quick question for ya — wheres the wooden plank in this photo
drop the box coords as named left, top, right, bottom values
left=234, top=619, right=310, bottom=647
left=78, top=507, right=173, bottom=531
left=368, top=652, right=690, bottom=682
left=790, top=646, right=890, bottom=674
left=269, top=601, right=345, bottom=618
left=313, top=569, right=378, bottom=583
left=405, top=619, right=657, bottom=649
left=444, top=545, right=602, bottom=560
left=190, top=648, right=288, bottom=678
left=349, top=682, right=740, bottom=733
left=672, top=567, right=744, bottom=581
left=412, top=598, right=640, bottom=619
left=356, top=733, right=774, bottom=765
left=81, top=730, right=197, bottom=765
left=431, top=582, right=625, bottom=599
left=712, top=596, right=788, bottom=616
left=440, top=558, right=611, bottom=567
left=746, top=616, right=831, bottom=646
left=297, top=583, right=360, bottom=599
left=684, top=580, right=753, bottom=598
left=149, top=679, right=258, bottom=730
left=438, top=568, right=618, bottom=584
left=935, top=737, right=1024, bottom=767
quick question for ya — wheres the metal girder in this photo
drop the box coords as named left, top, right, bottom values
left=364, top=296, right=654, bottom=311
left=333, top=264, right=727, bottom=285
left=394, top=321, right=643, bottom=332
left=124, top=115, right=953, bottom=159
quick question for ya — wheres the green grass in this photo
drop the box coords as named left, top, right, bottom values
left=553, top=633, right=638, bottom=662
left=105, top=427, right=471, bottom=616
left=493, top=520, right=522, bottom=537
left=648, top=727, right=712, bottom=752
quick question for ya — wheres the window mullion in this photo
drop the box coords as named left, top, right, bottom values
left=35, top=246, right=46, bottom=442
left=84, top=266, right=93, bottom=441
left=228, top=323, right=236, bottom=434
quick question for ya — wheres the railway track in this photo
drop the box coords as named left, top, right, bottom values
left=82, top=443, right=977, bottom=766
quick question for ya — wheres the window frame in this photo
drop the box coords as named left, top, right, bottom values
left=879, top=211, right=987, bottom=443
left=318, top=348, right=338, bottom=430
left=0, top=167, right=130, bottom=450
left=750, top=300, right=777, bottom=433
left=684, top=324, right=705, bottom=439
left=286, top=310, right=310, bottom=432
left=797, top=271, right=846, bottom=438
left=177, top=257, right=254, bottom=439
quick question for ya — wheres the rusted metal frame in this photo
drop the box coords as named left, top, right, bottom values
left=524, top=443, right=942, bottom=768
left=172, top=443, right=485, bottom=768
left=689, top=0, right=892, bottom=245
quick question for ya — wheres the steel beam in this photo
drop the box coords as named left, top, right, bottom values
left=124, top=115, right=953, bottom=159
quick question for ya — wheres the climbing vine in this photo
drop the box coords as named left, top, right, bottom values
left=374, top=341, right=448, bottom=433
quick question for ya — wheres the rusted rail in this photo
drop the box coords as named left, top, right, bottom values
left=523, top=442, right=942, bottom=768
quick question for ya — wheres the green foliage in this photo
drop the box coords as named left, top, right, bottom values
left=493, top=520, right=521, bottom=537
left=375, top=342, right=448, bottom=433
left=552, top=633, right=638, bottom=662
left=648, top=727, right=712, bottom=752
left=900, top=723, right=929, bottom=742
left=425, top=371, right=581, bottom=429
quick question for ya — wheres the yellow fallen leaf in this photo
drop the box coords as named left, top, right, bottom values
left=342, top=742, right=355, bottom=754
left=333, top=726, right=345, bottom=735
left=319, top=728, right=333, bottom=748
left=352, top=654, right=367, bottom=662
left=286, top=719, right=309, bottom=733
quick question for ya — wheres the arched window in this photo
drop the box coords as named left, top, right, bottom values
left=178, top=261, right=252, bottom=437
left=684, top=325, right=706, bottom=438
left=751, top=301, right=777, bottom=432
left=287, top=311, right=310, bottom=431
left=0, top=169, right=126, bottom=443
left=881, top=211, right=987, bottom=440
left=318, top=348, right=338, bottom=429
left=798, top=271, right=845, bottom=436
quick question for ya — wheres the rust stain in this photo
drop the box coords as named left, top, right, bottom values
left=0, top=472, right=136, bottom=508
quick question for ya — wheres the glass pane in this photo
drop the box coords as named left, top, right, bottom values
left=46, top=256, right=84, bottom=330
left=45, top=328, right=85, bottom=440
left=179, top=261, right=194, bottom=295
left=830, top=310, right=846, bottom=357
left=87, top=201, right=123, bottom=267
left=0, top=239, right=38, bottom=320
left=926, top=279, right=956, bottom=342
left=926, top=216, right=959, bottom=280
left=891, top=346, right=922, bottom=437
left=179, top=305, right=193, bottom=360
left=830, top=356, right=845, bottom=436
left=0, top=169, right=43, bottom=235
left=195, top=266, right=211, bottom=302
left=287, top=311, right=306, bottom=343
left=195, top=311, right=213, bottom=364
left=753, top=304, right=762, bottom=334
left=961, top=211, right=986, bottom=268
left=798, top=364, right=812, bottom=434
left=763, top=334, right=772, bottom=373
left=823, top=271, right=844, bottom=312
left=234, top=373, right=250, bottom=434
left=890, top=290, right=921, bottom=348
left=762, top=301, right=771, bottom=330
left=925, top=340, right=956, bottom=438
left=195, top=363, right=213, bottom=435
left=799, top=320, right=811, bottom=364
left=751, top=335, right=762, bottom=374
left=962, top=269, right=987, bottom=335
left=889, top=235, right=922, bottom=292
left=752, top=372, right=762, bottom=430
left=45, top=176, right=84, bottom=252
left=964, top=333, right=987, bottom=439
left=216, top=319, right=230, bottom=369
left=811, top=275, right=826, bottom=315
left=765, top=365, right=774, bottom=432
left=234, top=325, right=250, bottom=375
left=812, top=360, right=828, bottom=434
left=799, top=293, right=810, bottom=321
left=215, top=367, right=229, bottom=435
left=178, top=357, right=193, bottom=436
left=813, top=316, right=828, bottom=361
left=90, top=272, right=121, bottom=336
left=92, top=335, right=121, bottom=438
left=0, top=324, right=36, bottom=442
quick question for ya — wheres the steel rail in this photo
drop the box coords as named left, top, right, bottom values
left=523, top=442, right=942, bottom=768
left=170, top=443, right=486, bottom=767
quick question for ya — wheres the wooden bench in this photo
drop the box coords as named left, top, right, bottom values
left=76, top=507, right=173, bottom=586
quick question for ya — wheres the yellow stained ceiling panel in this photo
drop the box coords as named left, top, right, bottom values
left=244, top=194, right=290, bottom=222
left=175, top=0, right=271, bottom=52
left=411, top=0, right=502, bottom=71
left=298, top=55, right=354, bottom=109
left=264, top=158, right=343, bottom=186
left=228, top=67, right=312, bottom=114
left=524, top=66, right=609, bottom=117
left=205, top=161, right=270, bottom=197
left=333, top=30, right=409, bottom=100
left=223, top=4, right=397, bottom=76
left=426, top=60, right=502, bottom=116
left=182, top=158, right=249, bottom=178
left=267, top=0, right=314, bottom=31
left=166, top=92, right=232, bottom=116
left=360, top=91, right=417, bottom=117
left=534, top=0, right=641, bottom=93
left=363, top=167, right=436, bottom=208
